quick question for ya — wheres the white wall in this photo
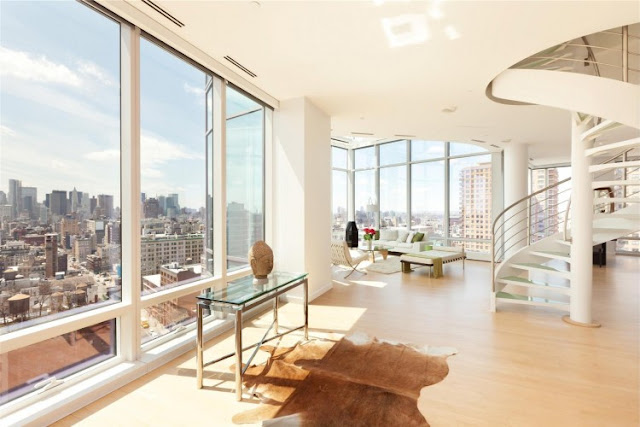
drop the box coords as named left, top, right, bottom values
left=273, top=98, right=332, bottom=301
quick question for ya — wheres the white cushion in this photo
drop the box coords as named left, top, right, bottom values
left=396, top=242, right=413, bottom=248
left=406, top=231, right=416, bottom=243
left=379, top=230, right=398, bottom=240
left=396, top=231, right=409, bottom=242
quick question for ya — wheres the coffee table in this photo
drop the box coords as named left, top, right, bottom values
left=358, top=244, right=390, bottom=263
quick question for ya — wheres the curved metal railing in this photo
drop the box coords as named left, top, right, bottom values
left=512, top=24, right=639, bottom=85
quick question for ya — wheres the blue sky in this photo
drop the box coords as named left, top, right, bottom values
left=0, top=1, right=210, bottom=210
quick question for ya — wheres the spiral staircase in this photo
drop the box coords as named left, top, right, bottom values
left=488, top=24, right=640, bottom=316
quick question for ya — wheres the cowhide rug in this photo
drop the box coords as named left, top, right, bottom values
left=232, top=333, right=457, bottom=426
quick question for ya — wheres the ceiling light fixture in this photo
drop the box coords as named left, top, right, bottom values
left=381, top=15, right=429, bottom=48
left=444, top=25, right=460, bottom=40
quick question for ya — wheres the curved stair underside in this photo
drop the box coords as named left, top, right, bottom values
left=490, top=69, right=640, bottom=129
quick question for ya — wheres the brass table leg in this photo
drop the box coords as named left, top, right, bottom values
left=235, top=309, right=243, bottom=401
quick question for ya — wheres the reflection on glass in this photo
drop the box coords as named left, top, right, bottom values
left=0, top=1, right=122, bottom=333
left=140, top=37, right=211, bottom=294
left=141, top=290, right=203, bottom=345
left=355, top=170, right=376, bottom=229
left=380, top=166, right=407, bottom=230
left=332, top=147, right=348, bottom=169
left=354, top=146, right=375, bottom=170
left=332, top=171, right=348, bottom=239
left=379, top=141, right=407, bottom=166
left=411, top=161, right=444, bottom=238
left=449, top=155, right=492, bottom=252
left=0, top=319, right=116, bottom=404
left=449, top=142, right=487, bottom=156
left=411, top=140, right=444, bottom=161
left=226, top=86, right=264, bottom=271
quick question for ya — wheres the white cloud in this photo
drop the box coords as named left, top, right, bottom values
left=0, top=46, right=82, bottom=87
left=183, top=82, right=204, bottom=97
left=0, top=125, right=17, bottom=137
left=77, top=61, right=116, bottom=87
left=141, top=132, right=203, bottom=170
left=84, top=149, right=120, bottom=161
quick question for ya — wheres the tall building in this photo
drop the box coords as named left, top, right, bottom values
left=144, top=198, right=161, bottom=218
left=70, top=187, right=80, bottom=213
left=106, top=221, right=121, bottom=244
left=49, top=190, right=68, bottom=216
left=44, top=233, right=58, bottom=278
left=87, top=219, right=105, bottom=244
left=20, top=186, right=37, bottom=218
left=8, top=179, right=22, bottom=219
left=530, top=169, right=560, bottom=241
left=459, top=162, right=492, bottom=252
left=74, top=236, right=93, bottom=262
left=97, top=194, right=114, bottom=219
left=0, top=190, right=7, bottom=205
left=140, top=233, right=204, bottom=276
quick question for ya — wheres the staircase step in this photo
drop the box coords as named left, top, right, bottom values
left=581, top=119, right=621, bottom=142
left=592, top=180, right=640, bottom=189
left=497, top=276, right=571, bottom=294
left=496, top=291, right=570, bottom=310
left=530, top=250, right=571, bottom=261
left=585, top=137, right=640, bottom=157
left=512, top=262, right=570, bottom=278
left=590, top=161, right=640, bottom=173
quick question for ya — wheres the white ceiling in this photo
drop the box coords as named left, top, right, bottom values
left=118, top=0, right=639, bottom=165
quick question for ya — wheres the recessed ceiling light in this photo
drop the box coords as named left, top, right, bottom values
left=381, top=15, right=429, bottom=48
left=444, top=25, right=460, bottom=40
left=442, top=105, right=457, bottom=113
left=250, top=1, right=261, bottom=8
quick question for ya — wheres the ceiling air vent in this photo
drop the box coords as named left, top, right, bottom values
left=224, top=56, right=257, bottom=78
left=471, top=139, right=486, bottom=143
left=351, top=132, right=375, bottom=136
left=141, top=0, right=184, bottom=28
left=490, top=144, right=501, bottom=148
left=394, top=134, right=416, bottom=138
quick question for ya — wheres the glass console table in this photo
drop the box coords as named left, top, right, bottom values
left=196, top=271, right=309, bottom=401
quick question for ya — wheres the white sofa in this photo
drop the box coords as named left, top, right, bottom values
left=371, top=229, right=431, bottom=254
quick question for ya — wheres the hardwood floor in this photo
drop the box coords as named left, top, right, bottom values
left=54, top=251, right=639, bottom=426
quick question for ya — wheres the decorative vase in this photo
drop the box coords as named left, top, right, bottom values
left=345, top=221, right=359, bottom=248
left=366, top=239, right=372, bottom=250
left=248, top=241, right=274, bottom=279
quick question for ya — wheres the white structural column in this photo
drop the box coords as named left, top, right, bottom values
left=273, top=98, right=332, bottom=301
left=566, top=114, right=598, bottom=326
left=502, top=143, right=529, bottom=258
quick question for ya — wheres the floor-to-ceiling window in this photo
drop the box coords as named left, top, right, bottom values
left=354, top=147, right=376, bottom=229
left=529, top=166, right=571, bottom=244
left=226, top=86, right=265, bottom=271
left=331, top=147, right=348, bottom=240
left=332, top=140, right=496, bottom=256
left=138, top=36, right=213, bottom=344
left=0, top=1, right=120, bottom=404
left=0, top=1, right=270, bottom=413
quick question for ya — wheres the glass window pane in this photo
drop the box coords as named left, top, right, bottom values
left=354, top=170, right=376, bottom=229
left=332, top=147, right=347, bottom=169
left=411, top=140, right=445, bottom=161
left=449, top=142, right=487, bottom=156
left=411, top=161, right=445, bottom=239
left=0, top=1, right=122, bottom=333
left=449, top=155, right=492, bottom=252
left=380, top=166, right=407, bottom=230
left=140, top=38, right=211, bottom=294
left=141, top=290, right=203, bottom=345
left=379, top=141, right=407, bottom=166
left=0, top=319, right=116, bottom=404
left=354, top=146, right=375, bottom=169
left=226, top=87, right=264, bottom=271
left=332, top=171, right=348, bottom=239
left=529, top=167, right=571, bottom=243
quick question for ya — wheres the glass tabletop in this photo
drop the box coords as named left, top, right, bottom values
left=358, top=244, right=391, bottom=251
left=197, top=271, right=308, bottom=306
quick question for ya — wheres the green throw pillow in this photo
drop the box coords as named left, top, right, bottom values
left=375, top=230, right=380, bottom=240
left=412, top=232, right=425, bottom=243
